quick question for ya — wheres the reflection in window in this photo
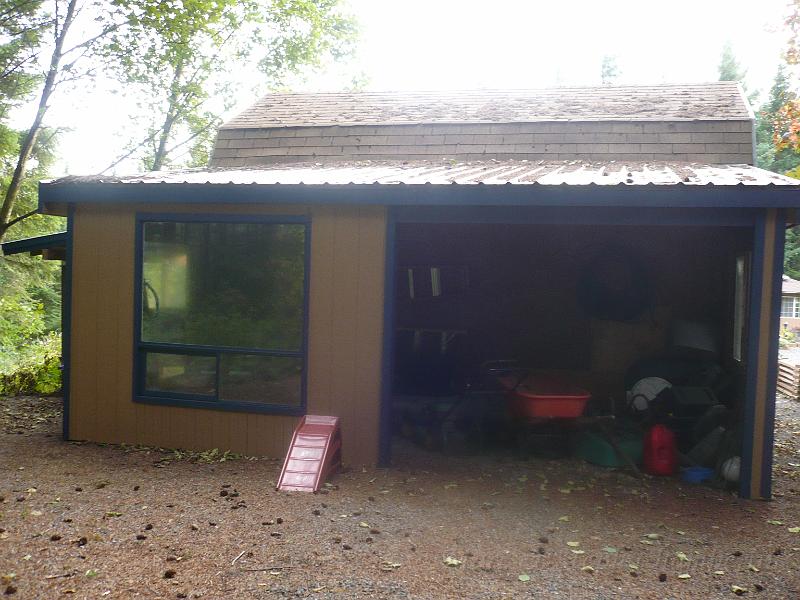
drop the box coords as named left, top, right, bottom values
left=145, top=352, right=216, bottom=395
left=220, top=354, right=302, bottom=405
left=137, top=218, right=307, bottom=411
left=141, top=221, right=305, bottom=350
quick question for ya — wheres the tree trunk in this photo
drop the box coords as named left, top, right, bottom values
left=151, top=61, right=185, bottom=171
left=0, top=0, right=78, bottom=243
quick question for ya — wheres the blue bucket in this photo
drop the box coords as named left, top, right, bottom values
left=681, top=466, right=714, bottom=484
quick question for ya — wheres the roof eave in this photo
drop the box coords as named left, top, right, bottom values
left=38, top=180, right=800, bottom=210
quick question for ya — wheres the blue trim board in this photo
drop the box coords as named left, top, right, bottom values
left=760, top=210, right=785, bottom=499
left=61, top=209, right=74, bottom=440
left=378, top=209, right=397, bottom=467
left=393, top=206, right=759, bottom=226
left=1, top=231, right=67, bottom=255
left=132, top=212, right=311, bottom=415
left=39, top=181, right=800, bottom=210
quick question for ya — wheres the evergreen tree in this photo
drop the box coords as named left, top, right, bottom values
left=755, top=65, right=800, bottom=174
left=718, top=42, right=746, bottom=82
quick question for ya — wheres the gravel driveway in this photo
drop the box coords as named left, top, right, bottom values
left=1, top=395, right=799, bottom=599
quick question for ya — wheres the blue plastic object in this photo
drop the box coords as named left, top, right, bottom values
left=681, top=466, right=714, bottom=484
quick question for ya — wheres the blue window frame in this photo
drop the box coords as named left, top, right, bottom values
left=133, top=213, right=310, bottom=415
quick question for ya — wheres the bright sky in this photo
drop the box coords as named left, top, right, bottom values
left=26, top=0, right=796, bottom=175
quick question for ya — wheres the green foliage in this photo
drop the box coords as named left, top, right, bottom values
left=0, top=0, right=47, bottom=122
left=755, top=66, right=800, bottom=175
left=260, top=0, right=358, bottom=84
left=0, top=331, right=61, bottom=395
left=105, top=0, right=357, bottom=171
left=785, top=228, right=800, bottom=280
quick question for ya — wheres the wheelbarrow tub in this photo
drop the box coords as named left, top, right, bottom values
left=500, top=376, right=591, bottom=419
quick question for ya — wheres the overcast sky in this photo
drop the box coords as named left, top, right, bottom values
left=24, top=0, right=796, bottom=175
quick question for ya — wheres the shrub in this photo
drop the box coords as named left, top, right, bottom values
left=0, top=332, right=62, bottom=396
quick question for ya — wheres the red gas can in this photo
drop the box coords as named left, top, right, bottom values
left=643, top=424, right=677, bottom=476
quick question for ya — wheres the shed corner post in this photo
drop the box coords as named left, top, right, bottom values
left=741, top=208, right=785, bottom=500
left=378, top=207, right=397, bottom=468
left=62, top=204, right=75, bottom=441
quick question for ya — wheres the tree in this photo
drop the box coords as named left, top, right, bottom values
left=718, top=42, right=746, bottom=82
left=755, top=65, right=800, bottom=174
left=102, top=0, right=357, bottom=172
left=600, top=55, right=619, bottom=85
left=0, top=0, right=121, bottom=244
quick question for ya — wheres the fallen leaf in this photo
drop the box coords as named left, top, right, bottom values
left=570, top=549, right=585, bottom=555
left=767, top=520, right=784, bottom=526
left=85, top=569, right=98, bottom=578
left=30, top=510, right=42, bottom=517
left=603, top=547, right=617, bottom=553
left=747, top=564, right=760, bottom=573
left=566, top=541, right=580, bottom=547
left=358, top=522, right=369, bottom=528
left=644, top=533, right=662, bottom=540
left=731, top=585, right=748, bottom=595
left=518, top=574, right=530, bottom=582
left=558, top=515, right=570, bottom=522
left=677, top=573, right=691, bottom=580
left=713, top=570, right=725, bottom=575
left=676, top=552, right=690, bottom=562
left=581, top=565, right=594, bottom=573
left=558, top=488, right=571, bottom=494
left=788, top=527, right=800, bottom=533
left=443, top=556, right=462, bottom=567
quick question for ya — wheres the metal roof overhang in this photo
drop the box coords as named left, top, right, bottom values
left=1, top=231, right=67, bottom=256
left=38, top=180, right=800, bottom=214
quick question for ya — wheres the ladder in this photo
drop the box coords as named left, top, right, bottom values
left=277, top=415, right=342, bottom=492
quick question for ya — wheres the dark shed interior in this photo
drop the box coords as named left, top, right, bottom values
left=391, top=222, right=754, bottom=479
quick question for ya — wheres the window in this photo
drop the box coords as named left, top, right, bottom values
left=781, top=296, right=800, bottom=318
left=135, top=215, right=308, bottom=414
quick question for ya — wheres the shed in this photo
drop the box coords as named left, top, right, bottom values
left=37, top=82, right=800, bottom=499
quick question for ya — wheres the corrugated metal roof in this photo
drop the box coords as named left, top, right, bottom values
left=222, top=83, right=752, bottom=130
left=49, top=160, right=799, bottom=188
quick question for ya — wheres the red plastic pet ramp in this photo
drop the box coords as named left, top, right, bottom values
left=277, top=415, right=342, bottom=492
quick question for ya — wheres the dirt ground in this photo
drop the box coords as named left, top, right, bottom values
left=1, top=396, right=799, bottom=599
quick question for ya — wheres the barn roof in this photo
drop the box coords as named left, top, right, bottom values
left=221, top=82, right=752, bottom=130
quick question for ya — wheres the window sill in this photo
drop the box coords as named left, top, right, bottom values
left=134, top=394, right=306, bottom=416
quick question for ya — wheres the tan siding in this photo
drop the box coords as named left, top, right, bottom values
left=69, top=202, right=387, bottom=465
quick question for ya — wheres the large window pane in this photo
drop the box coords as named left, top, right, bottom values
left=141, top=221, right=305, bottom=350
left=219, top=354, right=302, bottom=405
left=145, top=352, right=216, bottom=396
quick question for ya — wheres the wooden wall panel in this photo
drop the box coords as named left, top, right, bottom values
left=68, top=201, right=387, bottom=465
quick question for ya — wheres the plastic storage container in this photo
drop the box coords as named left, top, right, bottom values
left=643, top=424, right=677, bottom=476
left=505, top=377, right=591, bottom=419
left=573, top=429, right=643, bottom=467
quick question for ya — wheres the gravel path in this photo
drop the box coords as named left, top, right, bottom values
left=0, top=395, right=799, bottom=599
